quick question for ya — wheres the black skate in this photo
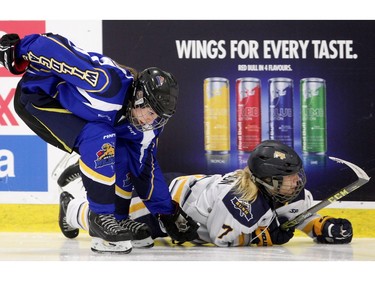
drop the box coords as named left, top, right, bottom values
left=88, top=211, right=133, bottom=254
left=57, top=161, right=80, bottom=188
left=118, top=218, right=154, bottom=248
left=59, top=191, right=79, bottom=239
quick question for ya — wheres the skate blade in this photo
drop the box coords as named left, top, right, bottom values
left=131, top=237, right=154, bottom=248
left=91, top=237, right=132, bottom=254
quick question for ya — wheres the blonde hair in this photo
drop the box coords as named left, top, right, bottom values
left=232, top=166, right=259, bottom=202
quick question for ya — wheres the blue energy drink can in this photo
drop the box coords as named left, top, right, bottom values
left=268, top=77, right=294, bottom=147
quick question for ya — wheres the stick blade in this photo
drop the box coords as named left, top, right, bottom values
left=328, top=156, right=370, bottom=181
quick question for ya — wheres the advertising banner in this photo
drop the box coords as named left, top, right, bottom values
left=102, top=20, right=375, bottom=202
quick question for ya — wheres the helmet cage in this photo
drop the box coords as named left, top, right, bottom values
left=253, top=168, right=306, bottom=204
left=127, top=83, right=169, bottom=132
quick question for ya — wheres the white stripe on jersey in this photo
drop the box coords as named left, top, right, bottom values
left=138, top=130, right=155, bottom=169
left=76, top=86, right=123, bottom=112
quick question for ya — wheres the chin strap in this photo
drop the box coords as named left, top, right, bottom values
left=251, top=175, right=277, bottom=204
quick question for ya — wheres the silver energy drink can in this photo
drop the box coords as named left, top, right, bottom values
left=300, top=78, right=327, bottom=154
left=203, top=77, right=230, bottom=153
left=268, top=77, right=294, bottom=147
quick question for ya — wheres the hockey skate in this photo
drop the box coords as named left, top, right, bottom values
left=88, top=211, right=133, bottom=254
left=51, top=152, right=80, bottom=182
left=59, top=191, right=79, bottom=239
left=57, top=160, right=80, bottom=188
left=118, top=218, right=154, bottom=248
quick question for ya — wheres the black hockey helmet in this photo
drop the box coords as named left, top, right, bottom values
left=247, top=140, right=306, bottom=203
left=128, top=67, right=179, bottom=131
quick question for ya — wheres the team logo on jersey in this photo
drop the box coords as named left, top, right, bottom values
left=155, top=75, right=165, bottom=87
left=123, top=173, right=132, bottom=188
left=230, top=196, right=253, bottom=222
left=274, top=150, right=286, bottom=160
left=94, top=143, right=115, bottom=168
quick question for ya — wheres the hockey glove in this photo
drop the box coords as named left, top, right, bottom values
left=158, top=200, right=200, bottom=244
left=313, top=216, right=353, bottom=244
left=252, top=217, right=295, bottom=246
left=0, top=33, right=29, bottom=75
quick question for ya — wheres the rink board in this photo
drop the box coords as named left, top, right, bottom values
left=0, top=204, right=374, bottom=237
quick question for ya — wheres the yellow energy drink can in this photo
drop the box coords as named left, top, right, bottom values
left=204, top=77, right=230, bottom=153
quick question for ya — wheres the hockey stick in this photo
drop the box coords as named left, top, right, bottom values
left=51, top=152, right=80, bottom=180
left=281, top=156, right=370, bottom=230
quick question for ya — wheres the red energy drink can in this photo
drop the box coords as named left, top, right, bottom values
left=236, top=77, right=262, bottom=152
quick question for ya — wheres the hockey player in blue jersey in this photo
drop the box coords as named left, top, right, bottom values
left=0, top=33, right=199, bottom=253
left=58, top=140, right=353, bottom=247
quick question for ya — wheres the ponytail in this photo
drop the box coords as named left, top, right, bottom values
left=232, top=167, right=259, bottom=202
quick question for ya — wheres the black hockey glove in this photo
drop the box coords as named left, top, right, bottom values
left=0, top=33, right=29, bottom=75
left=251, top=217, right=295, bottom=246
left=158, top=200, right=200, bottom=244
left=313, top=216, right=353, bottom=244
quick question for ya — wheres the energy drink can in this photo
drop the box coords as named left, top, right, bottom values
left=237, top=152, right=251, bottom=168
left=203, top=77, right=230, bottom=153
left=302, top=154, right=327, bottom=169
left=268, top=77, right=294, bottom=147
left=236, top=78, right=262, bottom=152
left=206, top=153, right=231, bottom=174
left=300, top=78, right=327, bottom=154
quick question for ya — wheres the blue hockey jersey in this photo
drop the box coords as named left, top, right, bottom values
left=15, top=33, right=174, bottom=215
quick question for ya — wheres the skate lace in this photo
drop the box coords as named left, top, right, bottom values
left=120, top=219, right=145, bottom=233
left=99, top=214, right=124, bottom=234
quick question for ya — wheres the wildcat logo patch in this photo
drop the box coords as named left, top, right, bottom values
left=94, top=142, right=115, bottom=168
